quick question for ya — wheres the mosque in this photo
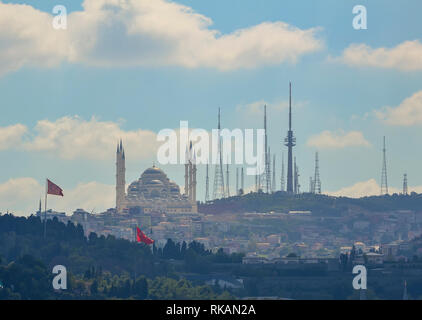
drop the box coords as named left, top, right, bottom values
left=115, top=140, right=197, bottom=215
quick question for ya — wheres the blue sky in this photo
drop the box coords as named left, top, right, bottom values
left=1, top=0, right=422, bottom=215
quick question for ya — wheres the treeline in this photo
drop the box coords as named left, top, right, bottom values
left=0, top=255, right=232, bottom=300
left=199, top=190, right=422, bottom=215
left=0, top=214, right=238, bottom=300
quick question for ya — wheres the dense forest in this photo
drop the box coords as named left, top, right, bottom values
left=199, top=191, right=422, bottom=215
left=0, top=214, right=239, bottom=299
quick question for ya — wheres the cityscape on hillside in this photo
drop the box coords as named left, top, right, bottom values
left=34, top=84, right=422, bottom=274
left=2, top=0, right=422, bottom=302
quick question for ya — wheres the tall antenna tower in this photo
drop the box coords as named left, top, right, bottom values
left=226, top=162, right=230, bottom=198
left=285, top=82, right=296, bottom=193
left=280, top=153, right=285, bottom=192
left=264, top=105, right=271, bottom=193
left=272, top=154, right=276, bottom=192
left=294, top=157, right=300, bottom=194
left=241, top=167, right=244, bottom=194
left=403, top=173, right=408, bottom=195
left=380, top=136, right=389, bottom=195
left=309, top=177, right=314, bottom=193
left=236, top=168, right=239, bottom=196
left=213, top=108, right=225, bottom=199
left=313, top=152, right=321, bottom=194
left=205, top=163, right=210, bottom=202
left=256, top=151, right=265, bottom=192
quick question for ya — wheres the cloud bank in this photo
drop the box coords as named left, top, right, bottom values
left=338, top=40, right=422, bottom=71
left=0, top=0, right=323, bottom=76
left=327, top=178, right=422, bottom=198
left=0, top=177, right=114, bottom=216
left=0, top=116, right=159, bottom=161
left=375, top=91, right=422, bottom=126
left=307, top=130, right=370, bottom=149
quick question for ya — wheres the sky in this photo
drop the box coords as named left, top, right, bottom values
left=1, top=0, right=422, bottom=215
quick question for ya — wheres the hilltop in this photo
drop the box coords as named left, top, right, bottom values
left=199, top=191, right=422, bottom=216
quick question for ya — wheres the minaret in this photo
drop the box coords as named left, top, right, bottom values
left=189, top=142, right=193, bottom=201
left=116, top=139, right=126, bottom=214
left=185, top=146, right=189, bottom=198
left=284, top=82, right=296, bottom=193
left=192, top=150, right=197, bottom=204
left=205, top=163, right=210, bottom=202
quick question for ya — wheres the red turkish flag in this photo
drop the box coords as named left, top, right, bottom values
left=136, top=227, right=154, bottom=245
left=47, top=179, right=64, bottom=196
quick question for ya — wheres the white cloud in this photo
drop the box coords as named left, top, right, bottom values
left=0, top=124, right=27, bottom=150
left=48, top=181, right=114, bottom=215
left=0, top=177, right=41, bottom=215
left=327, top=179, right=381, bottom=198
left=235, top=99, right=307, bottom=129
left=0, top=0, right=323, bottom=75
left=375, top=91, right=422, bottom=126
left=0, top=177, right=114, bottom=216
left=0, top=3, right=70, bottom=76
left=307, top=130, right=370, bottom=149
left=22, top=116, right=158, bottom=161
left=236, top=100, right=289, bottom=122
left=236, top=100, right=288, bottom=117
left=327, top=178, right=422, bottom=198
left=337, top=40, right=422, bottom=71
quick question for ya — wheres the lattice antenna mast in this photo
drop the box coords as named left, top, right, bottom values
left=236, top=168, right=239, bottom=196
left=212, top=108, right=225, bottom=199
left=309, top=177, right=314, bottom=193
left=241, top=167, right=244, bottom=194
left=264, top=105, right=271, bottom=193
left=226, top=161, right=230, bottom=198
left=272, top=154, right=276, bottom=193
left=284, top=82, right=296, bottom=193
left=380, top=136, right=389, bottom=195
left=205, top=163, right=210, bottom=202
left=280, top=153, right=285, bottom=192
left=403, top=173, right=408, bottom=195
left=314, top=152, right=321, bottom=194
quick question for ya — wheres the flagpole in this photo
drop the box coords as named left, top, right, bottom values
left=44, top=179, right=47, bottom=239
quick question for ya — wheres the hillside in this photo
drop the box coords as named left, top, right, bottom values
left=199, top=191, right=422, bottom=215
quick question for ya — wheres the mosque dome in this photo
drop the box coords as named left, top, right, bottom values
left=142, top=166, right=165, bottom=176
left=146, top=179, right=164, bottom=185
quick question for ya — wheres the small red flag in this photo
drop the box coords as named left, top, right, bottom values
left=136, top=227, right=154, bottom=245
left=47, top=179, right=64, bottom=196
